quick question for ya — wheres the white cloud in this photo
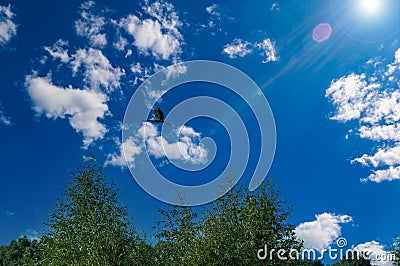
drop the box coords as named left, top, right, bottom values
left=164, top=63, right=187, bottom=80
left=26, top=76, right=109, bottom=148
left=326, top=73, right=379, bottom=122
left=0, top=104, right=11, bottom=126
left=222, top=39, right=253, bottom=59
left=106, top=123, right=208, bottom=167
left=358, top=124, right=400, bottom=142
left=113, top=35, right=128, bottom=51
left=119, top=1, right=183, bottom=60
left=385, top=48, right=400, bottom=78
left=352, top=145, right=400, bottom=168
left=144, top=124, right=207, bottom=163
left=295, top=213, right=352, bottom=251
left=130, top=62, right=153, bottom=86
left=205, top=4, right=223, bottom=30
left=105, top=137, right=142, bottom=168
left=354, top=241, right=393, bottom=266
left=256, top=38, right=278, bottom=63
left=71, top=48, right=124, bottom=93
left=44, top=39, right=70, bottom=63
left=0, top=4, right=17, bottom=45
left=326, top=48, right=400, bottom=182
left=222, top=38, right=278, bottom=63
left=362, top=165, right=400, bottom=183
left=206, top=4, right=220, bottom=17
left=75, top=1, right=107, bottom=47
left=271, top=2, right=280, bottom=11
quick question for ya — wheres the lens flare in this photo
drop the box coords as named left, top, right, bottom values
left=313, top=23, right=333, bottom=43
left=358, top=0, right=382, bottom=16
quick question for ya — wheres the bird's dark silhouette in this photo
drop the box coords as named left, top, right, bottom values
left=143, top=108, right=165, bottom=123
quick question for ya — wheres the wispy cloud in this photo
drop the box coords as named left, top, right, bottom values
left=0, top=104, right=12, bottom=126
left=44, top=39, right=70, bottom=63
left=270, top=2, right=280, bottom=11
left=75, top=1, right=107, bottom=48
left=326, top=48, right=400, bottom=182
left=0, top=4, right=17, bottom=46
left=206, top=4, right=220, bottom=17
left=222, top=37, right=278, bottom=63
left=295, top=213, right=352, bottom=251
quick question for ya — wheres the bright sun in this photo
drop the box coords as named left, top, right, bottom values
left=358, top=0, right=382, bottom=16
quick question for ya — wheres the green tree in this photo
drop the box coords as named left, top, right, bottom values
left=153, top=177, right=304, bottom=266
left=154, top=204, right=200, bottom=266
left=0, top=236, right=39, bottom=266
left=197, top=180, right=303, bottom=266
left=38, top=159, right=136, bottom=266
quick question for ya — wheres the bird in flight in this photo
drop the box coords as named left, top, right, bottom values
left=143, top=108, right=165, bottom=123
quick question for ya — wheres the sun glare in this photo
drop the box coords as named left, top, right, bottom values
left=358, top=0, right=382, bottom=16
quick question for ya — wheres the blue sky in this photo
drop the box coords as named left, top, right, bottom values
left=0, top=0, right=400, bottom=263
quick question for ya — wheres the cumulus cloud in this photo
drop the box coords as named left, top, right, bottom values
left=105, top=137, right=142, bottom=168
left=353, top=241, right=393, bottom=266
left=326, top=73, right=380, bottom=122
left=26, top=76, right=109, bottom=148
left=119, top=1, right=183, bottom=60
left=75, top=1, right=107, bottom=47
left=44, top=41, right=124, bottom=94
left=222, top=38, right=278, bottom=63
left=352, top=145, right=400, bottom=168
left=256, top=38, right=278, bottom=63
left=295, top=213, right=352, bottom=251
left=362, top=166, right=400, bottom=183
left=385, top=48, right=400, bottom=77
left=106, top=123, right=208, bottom=167
left=326, top=48, right=400, bottom=182
left=0, top=4, right=17, bottom=46
left=222, top=39, right=252, bottom=59
left=71, top=48, right=124, bottom=93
